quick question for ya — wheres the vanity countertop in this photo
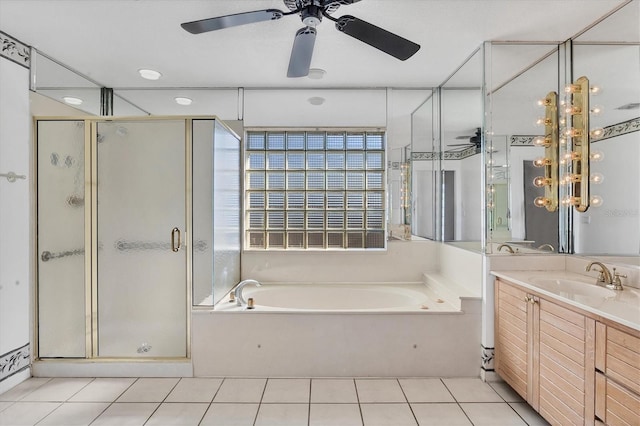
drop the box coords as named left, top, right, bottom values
left=491, top=270, right=640, bottom=331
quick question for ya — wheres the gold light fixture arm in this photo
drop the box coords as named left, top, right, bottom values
left=569, top=76, right=590, bottom=212
left=543, top=91, right=559, bottom=212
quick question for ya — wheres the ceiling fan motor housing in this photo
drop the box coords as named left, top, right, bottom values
left=302, top=4, right=323, bottom=26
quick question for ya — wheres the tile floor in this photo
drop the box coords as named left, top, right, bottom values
left=0, top=377, right=550, bottom=426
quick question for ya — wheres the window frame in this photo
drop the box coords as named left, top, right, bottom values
left=244, top=129, right=387, bottom=250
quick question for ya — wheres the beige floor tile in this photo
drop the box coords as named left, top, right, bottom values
left=311, top=379, right=358, bottom=403
left=20, top=378, right=92, bottom=402
left=200, top=403, right=259, bottom=426
left=116, top=378, right=179, bottom=403
left=411, top=403, right=472, bottom=426
left=0, top=402, right=61, bottom=426
left=165, top=378, right=223, bottom=403
left=356, top=379, right=406, bottom=403
left=489, top=380, right=525, bottom=402
left=310, top=403, right=362, bottom=426
left=0, top=378, right=51, bottom=402
left=254, top=403, right=309, bottom=426
left=442, top=378, right=503, bottom=403
left=399, top=379, right=455, bottom=403
left=69, top=378, right=135, bottom=402
left=145, top=402, right=209, bottom=426
left=360, top=403, right=417, bottom=426
left=0, top=402, right=12, bottom=413
left=262, top=379, right=310, bottom=403
left=37, top=402, right=109, bottom=426
left=509, top=402, right=551, bottom=426
left=213, top=379, right=266, bottom=403
left=91, top=402, right=159, bottom=426
left=460, top=402, right=527, bottom=425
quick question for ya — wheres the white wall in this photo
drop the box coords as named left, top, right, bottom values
left=241, top=240, right=440, bottom=284
left=0, top=56, right=31, bottom=393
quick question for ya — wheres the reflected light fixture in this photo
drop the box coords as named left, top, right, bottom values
left=174, top=97, right=193, bottom=106
left=532, top=91, right=559, bottom=212
left=138, top=69, right=162, bottom=80
left=564, top=76, right=590, bottom=212
left=63, top=96, right=83, bottom=106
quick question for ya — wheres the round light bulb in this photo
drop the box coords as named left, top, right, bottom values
left=590, top=173, right=604, bottom=184
left=590, top=128, right=605, bottom=139
left=533, top=157, right=550, bottom=167
left=590, top=105, right=604, bottom=115
left=589, top=85, right=602, bottom=95
left=533, top=176, right=549, bottom=187
left=534, top=197, right=550, bottom=208
left=590, top=151, right=604, bottom=162
left=533, top=136, right=550, bottom=147
left=590, top=195, right=603, bottom=207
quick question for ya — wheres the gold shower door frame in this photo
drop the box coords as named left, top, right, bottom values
left=34, top=116, right=205, bottom=361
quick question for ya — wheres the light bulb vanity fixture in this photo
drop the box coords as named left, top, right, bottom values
left=533, top=76, right=600, bottom=212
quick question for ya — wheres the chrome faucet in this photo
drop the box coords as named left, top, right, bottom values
left=585, top=262, right=626, bottom=290
left=497, top=244, right=515, bottom=254
left=234, top=279, right=262, bottom=307
left=537, top=244, right=555, bottom=252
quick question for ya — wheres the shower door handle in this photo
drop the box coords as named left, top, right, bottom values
left=171, top=227, right=181, bottom=252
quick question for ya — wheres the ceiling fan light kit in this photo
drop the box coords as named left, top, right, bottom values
left=181, top=0, right=421, bottom=78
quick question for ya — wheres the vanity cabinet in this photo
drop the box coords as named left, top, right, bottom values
left=495, top=278, right=596, bottom=425
left=594, top=323, right=640, bottom=426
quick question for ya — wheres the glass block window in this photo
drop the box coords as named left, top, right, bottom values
left=245, top=130, right=386, bottom=249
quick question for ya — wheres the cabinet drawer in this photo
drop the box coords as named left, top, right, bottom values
left=607, top=327, right=640, bottom=396
left=596, top=375, right=640, bottom=426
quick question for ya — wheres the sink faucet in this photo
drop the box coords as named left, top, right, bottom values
left=537, top=244, right=555, bottom=252
left=234, top=279, right=262, bottom=307
left=585, top=262, right=626, bottom=290
left=497, top=244, right=515, bottom=254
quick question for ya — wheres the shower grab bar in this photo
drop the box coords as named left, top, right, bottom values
left=115, top=239, right=207, bottom=252
left=1, top=171, right=27, bottom=182
left=41, top=248, right=84, bottom=262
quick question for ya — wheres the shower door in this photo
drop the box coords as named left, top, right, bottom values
left=96, top=120, right=187, bottom=358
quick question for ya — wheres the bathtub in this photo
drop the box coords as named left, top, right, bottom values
left=213, top=283, right=457, bottom=312
left=192, top=281, right=482, bottom=377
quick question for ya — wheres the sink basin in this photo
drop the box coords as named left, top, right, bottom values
left=528, top=277, right=616, bottom=303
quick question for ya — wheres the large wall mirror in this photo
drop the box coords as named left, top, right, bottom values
left=440, top=49, right=483, bottom=248
left=486, top=43, right=561, bottom=253
left=571, top=0, right=639, bottom=258
left=410, top=93, right=437, bottom=240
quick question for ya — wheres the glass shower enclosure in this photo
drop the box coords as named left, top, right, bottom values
left=36, top=116, right=240, bottom=359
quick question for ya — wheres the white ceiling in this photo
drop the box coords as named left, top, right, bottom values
left=0, top=0, right=630, bottom=89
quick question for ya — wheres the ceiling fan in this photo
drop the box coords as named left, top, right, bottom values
left=180, top=0, right=421, bottom=78
left=447, top=127, right=482, bottom=151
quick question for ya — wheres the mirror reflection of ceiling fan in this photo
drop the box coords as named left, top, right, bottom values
left=180, top=0, right=421, bottom=78
left=447, top=127, right=482, bottom=151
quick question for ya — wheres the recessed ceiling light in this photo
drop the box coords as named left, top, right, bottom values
left=138, top=69, right=162, bottom=80
left=307, top=68, right=326, bottom=79
left=62, top=96, right=83, bottom=105
left=308, top=96, right=325, bottom=106
left=174, top=97, right=193, bottom=106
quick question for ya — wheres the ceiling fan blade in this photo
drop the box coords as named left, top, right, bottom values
left=181, top=9, right=284, bottom=34
left=335, top=15, right=420, bottom=61
left=287, top=27, right=317, bottom=78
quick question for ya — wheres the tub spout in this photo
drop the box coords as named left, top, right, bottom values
left=234, top=279, right=262, bottom=307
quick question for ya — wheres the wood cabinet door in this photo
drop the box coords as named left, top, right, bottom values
left=495, top=279, right=530, bottom=401
left=538, top=298, right=595, bottom=426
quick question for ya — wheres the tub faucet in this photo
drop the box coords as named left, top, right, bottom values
left=585, top=262, right=625, bottom=290
left=497, top=244, right=515, bottom=254
left=234, top=279, right=262, bottom=307
left=537, top=244, right=555, bottom=252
